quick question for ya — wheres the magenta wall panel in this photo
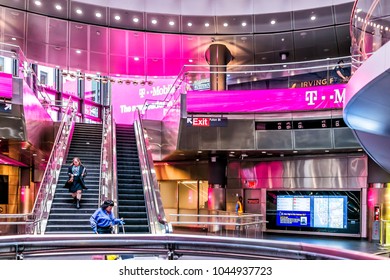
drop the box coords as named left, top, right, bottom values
left=109, top=54, right=126, bottom=74
left=128, top=31, right=145, bottom=57
left=146, top=33, right=163, bottom=58
left=0, top=72, right=13, bottom=99
left=164, top=34, right=182, bottom=59
left=186, top=84, right=347, bottom=113
left=146, top=58, right=164, bottom=76
left=89, top=52, right=108, bottom=73
left=109, top=29, right=127, bottom=55
left=127, top=57, right=145, bottom=76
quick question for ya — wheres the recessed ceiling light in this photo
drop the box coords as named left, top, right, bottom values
left=114, top=15, right=121, bottom=20
left=134, top=57, right=139, bottom=61
left=95, top=12, right=102, bottom=18
left=133, top=18, right=139, bottom=23
left=55, top=4, right=62, bottom=10
left=11, top=37, right=16, bottom=41
left=76, top=50, right=81, bottom=54
left=34, top=1, right=42, bottom=6
left=76, top=9, right=82, bottom=15
left=205, top=22, right=210, bottom=27
left=241, top=22, right=247, bottom=27
left=223, top=23, right=228, bottom=27
left=270, top=20, right=276, bottom=24
left=151, top=19, right=157, bottom=24
left=188, top=59, right=193, bottom=62
left=187, top=22, right=192, bottom=27
left=281, top=38, right=285, bottom=41
left=310, top=15, right=316, bottom=21
left=169, top=21, right=175, bottom=26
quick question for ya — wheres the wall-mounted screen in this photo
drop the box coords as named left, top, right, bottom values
left=266, top=190, right=360, bottom=234
left=276, top=195, right=347, bottom=229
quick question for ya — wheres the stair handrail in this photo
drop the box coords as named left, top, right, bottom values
left=134, top=108, right=171, bottom=234
left=29, top=97, right=76, bottom=234
left=98, top=106, right=116, bottom=208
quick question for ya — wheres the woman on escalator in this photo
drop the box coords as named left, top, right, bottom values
left=67, top=157, right=87, bottom=209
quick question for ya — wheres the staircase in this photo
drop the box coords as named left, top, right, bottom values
left=45, top=123, right=103, bottom=234
left=116, top=124, right=150, bottom=233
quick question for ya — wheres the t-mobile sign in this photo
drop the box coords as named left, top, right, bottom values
left=112, top=79, right=175, bottom=124
left=186, top=84, right=346, bottom=113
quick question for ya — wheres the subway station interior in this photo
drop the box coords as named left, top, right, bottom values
left=0, top=0, right=389, bottom=260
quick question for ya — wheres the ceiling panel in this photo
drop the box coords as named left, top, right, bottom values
left=293, top=6, right=334, bottom=29
left=334, top=2, right=354, bottom=24
left=27, top=0, right=68, bottom=19
left=216, top=15, right=253, bottom=34
left=254, top=12, right=293, bottom=33
left=146, top=13, right=181, bottom=33
left=108, top=7, right=142, bottom=29
left=181, top=15, right=216, bottom=34
left=1, top=0, right=26, bottom=10
left=4, top=8, right=26, bottom=38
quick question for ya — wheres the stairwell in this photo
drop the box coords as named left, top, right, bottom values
left=116, top=124, right=150, bottom=233
left=45, top=123, right=103, bottom=234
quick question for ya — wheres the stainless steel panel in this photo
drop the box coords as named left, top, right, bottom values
left=178, top=126, right=199, bottom=150
left=143, top=119, right=162, bottom=161
left=227, top=154, right=367, bottom=190
left=348, top=155, right=368, bottom=177
left=294, top=129, right=333, bottom=149
left=226, top=178, right=241, bottom=189
left=333, top=127, right=361, bottom=148
left=256, top=130, right=293, bottom=150
left=220, top=120, right=255, bottom=150
left=199, top=127, right=219, bottom=150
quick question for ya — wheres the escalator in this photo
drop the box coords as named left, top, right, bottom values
left=45, top=123, right=103, bottom=234
left=116, top=124, right=150, bottom=233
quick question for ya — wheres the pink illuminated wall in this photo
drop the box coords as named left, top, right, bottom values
left=186, top=84, right=347, bottom=113
left=112, top=79, right=175, bottom=124
left=0, top=72, right=13, bottom=99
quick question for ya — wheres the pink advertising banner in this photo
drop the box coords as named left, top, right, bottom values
left=0, top=72, right=13, bottom=99
left=112, top=79, right=175, bottom=124
left=186, top=84, right=347, bottom=113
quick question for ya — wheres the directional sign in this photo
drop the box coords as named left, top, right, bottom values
left=0, top=103, right=12, bottom=113
left=186, top=117, right=228, bottom=127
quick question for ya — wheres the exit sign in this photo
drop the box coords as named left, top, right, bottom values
left=186, top=117, right=228, bottom=127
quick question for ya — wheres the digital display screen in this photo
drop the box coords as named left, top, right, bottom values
left=266, top=190, right=360, bottom=234
left=276, top=195, right=348, bottom=229
left=255, top=118, right=347, bottom=130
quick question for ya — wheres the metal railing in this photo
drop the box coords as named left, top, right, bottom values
left=0, top=97, right=76, bottom=234
left=169, top=210, right=265, bottom=239
left=134, top=108, right=171, bottom=234
left=0, top=234, right=384, bottom=260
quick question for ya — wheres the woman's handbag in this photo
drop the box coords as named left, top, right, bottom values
left=63, top=180, right=73, bottom=189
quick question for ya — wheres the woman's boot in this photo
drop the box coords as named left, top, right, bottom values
left=76, top=199, right=81, bottom=209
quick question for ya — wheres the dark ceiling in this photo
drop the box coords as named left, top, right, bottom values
left=0, top=0, right=354, bottom=77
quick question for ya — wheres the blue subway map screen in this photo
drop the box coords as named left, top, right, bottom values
left=276, top=195, right=348, bottom=229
